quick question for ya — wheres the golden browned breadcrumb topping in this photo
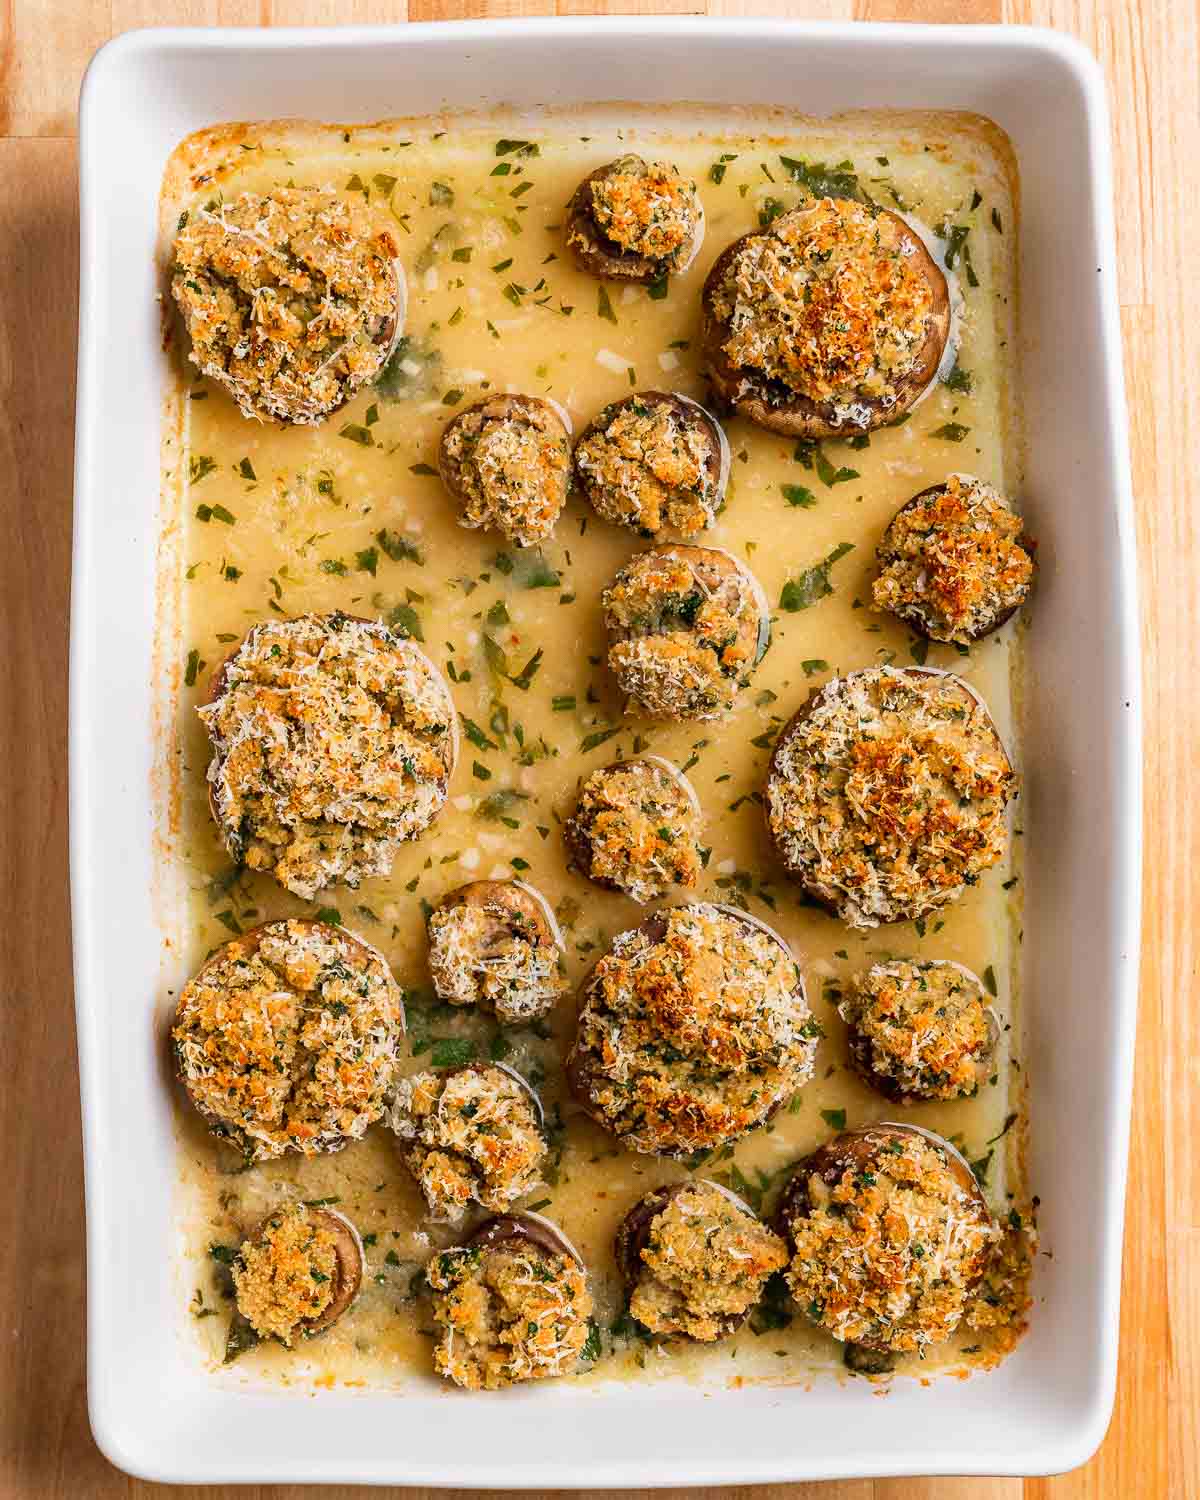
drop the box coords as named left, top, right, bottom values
left=173, top=919, right=403, bottom=1160
left=603, top=547, right=768, bottom=720
left=428, top=1240, right=592, bottom=1389
left=441, top=397, right=571, bottom=547
left=232, top=1203, right=339, bottom=1344
left=766, top=668, right=1015, bottom=928
left=200, top=613, right=455, bottom=900
left=630, top=1183, right=788, bottom=1341
left=426, top=889, right=565, bottom=1023
left=783, top=1134, right=998, bottom=1353
left=964, top=1203, right=1038, bottom=1358
left=575, top=397, right=722, bottom=538
left=172, top=188, right=400, bottom=424
left=873, top=475, right=1034, bottom=643
left=712, top=200, right=934, bottom=416
left=571, top=903, right=817, bottom=1157
left=586, top=156, right=699, bottom=270
left=389, top=1067, right=547, bottom=1223
left=840, top=960, right=993, bottom=1101
left=566, top=758, right=702, bottom=903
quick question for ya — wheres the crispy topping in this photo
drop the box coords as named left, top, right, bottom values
left=428, top=1238, right=592, bottom=1389
left=232, top=1203, right=339, bottom=1344
left=766, top=668, right=1015, bottom=927
left=427, top=885, right=566, bottom=1023
left=440, top=396, right=571, bottom=548
left=783, top=1134, right=998, bottom=1353
left=172, top=188, right=400, bottom=423
left=629, top=1183, right=787, bottom=1341
left=583, top=156, right=699, bottom=270
left=566, top=758, right=702, bottom=903
left=200, top=614, right=455, bottom=900
left=711, top=200, right=935, bottom=414
left=841, top=960, right=993, bottom=1101
left=390, top=1066, right=547, bottom=1223
left=173, top=919, right=403, bottom=1160
left=603, top=547, right=768, bottom=720
left=571, top=903, right=816, bottom=1156
left=873, top=476, right=1035, bottom=642
left=575, top=395, right=723, bottom=538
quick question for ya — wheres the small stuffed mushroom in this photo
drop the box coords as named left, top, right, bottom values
left=563, top=755, right=704, bottom=904
left=171, top=188, right=405, bottom=425
left=426, top=1213, right=594, bottom=1390
left=426, top=879, right=567, bottom=1023
left=231, top=1202, right=364, bottom=1346
left=172, top=918, right=405, bottom=1162
left=701, top=198, right=950, bottom=438
left=565, top=155, right=704, bottom=283
left=602, top=545, right=771, bottom=720
left=764, top=666, right=1016, bottom=929
left=775, top=1123, right=998, bottom=1359
left=574, top=391, right=730, bottom=540
left=438, top=393, right=572, bottom=548
left=872, top=475, right=1036, bottom=643
left=389, top=1063, right=548, bottom=1224
left=615, top=1180, right=788, bottom=1342
left=201, top=612, right=458, bottom=900
left=568, top=902, right=818, bottom=1158
left=839, top=959, right=999, bottom=1103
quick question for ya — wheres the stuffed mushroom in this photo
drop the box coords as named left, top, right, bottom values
left=565, top=155, right=703, bottom=283
left=426, top=879, right=567, bottom=1023
left=231, top=1201, right=364, bottom=1345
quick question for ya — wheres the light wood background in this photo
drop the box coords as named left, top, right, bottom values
left=0, top=1, right=1194, bottom=1497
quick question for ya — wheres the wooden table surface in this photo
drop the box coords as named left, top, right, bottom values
left=1, top=1, right=1194, bottom=1497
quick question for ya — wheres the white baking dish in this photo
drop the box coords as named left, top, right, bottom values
left=72, top=19, right=1138, bottom=1486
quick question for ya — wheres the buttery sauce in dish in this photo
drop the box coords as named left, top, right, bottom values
left=159, top=105, right=1034, bottom=1393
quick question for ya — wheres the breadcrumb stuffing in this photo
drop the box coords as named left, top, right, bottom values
left=440, top=396, right=571, bottom=547
left=173, top=918, right=403, bottom=1160
left=200, top=613, right=455, bottom=900
left=390, top=1066, right=547, bottom=1223
left=427, top=884, right=566, bottom=1023
left=233, top=1203, right=339, bottom=1344
left=629, top=1182, right=788, bottom=1340
left=873, top=475, right=1035, bottom=643
left=766, top=667, right=1015, bottom=928
left=565, top=758, right=702, bottom=903
left=428, top=1238, right=592, bottom=1389
left=963, top=1203, right=1039, bottom=1359
left=783, top=1133, right=998, bottom=1353
left=840, top=960, right=994, bottom=1101
left=603, top=547, right=768, bottom=720
left=172, top=188, right=400, bottom=424
left=571, top=903, right=817, bottom=1157
left=575, top=395, right=723, bottom=538
left=582, top=156, right=700, bottom=271
left=711, top=199, right=935, bottom=417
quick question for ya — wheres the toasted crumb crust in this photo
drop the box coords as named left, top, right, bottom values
left=426, top=882, right=566, bottom=1023
left=569, top=903, right=817, bottom=1157
left=709, top=199, right=935, bottom=416
left=439, top=395, right=571, bottom=548
left=232, top=1203, right=339, bottom=1344
left=603, top=546, right=769, bottom=720
left=873, top=476, right=1035, bottom=643
left=173, top=918, right=403, bottom=1160
left=390, top=1066, right=547, bottom=1223
left=171, top=188, right=400, bottom=424
left=627, top=1182, right=788, bottom=1341
left=765, top=667, right=1015, bottom=928
left=782, top=1132, right=998, bottom=1353
left=840, top=959, right=995, bottom=1101
left=428, top=1238, right=592, bottom=1389
left=200, top=613, right=456, bottom=900
left=963, top=1203, right=1039, bottom=1359
left=567, top=155, right=701, bottom=279
left=575, top=392, right=725, bottom=539
left=564, top=757, right=703, bottom=903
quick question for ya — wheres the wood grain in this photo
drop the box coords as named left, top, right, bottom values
left=0, top=2, right=1194, bottom=1498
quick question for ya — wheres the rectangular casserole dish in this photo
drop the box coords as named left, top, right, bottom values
left=72, top=19, right=1139, bottom=1486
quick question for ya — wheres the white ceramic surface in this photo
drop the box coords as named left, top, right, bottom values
left=72, top=20, right=1139, bottom=1486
